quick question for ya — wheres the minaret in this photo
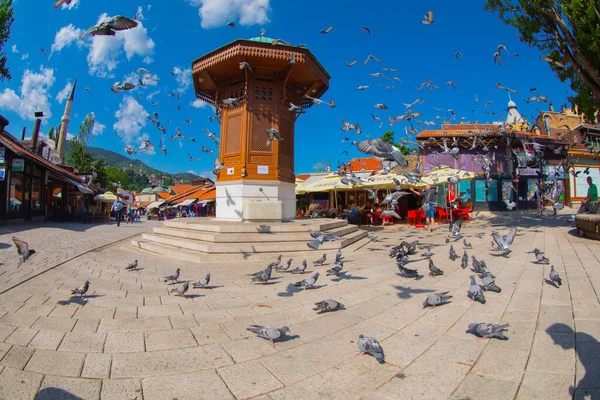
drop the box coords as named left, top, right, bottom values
left=56, top=77, right=77, bottom=163
left=505, top=94, right=524, bottom=125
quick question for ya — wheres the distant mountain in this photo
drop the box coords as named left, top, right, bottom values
left=65, top=142, right=204, bottom=186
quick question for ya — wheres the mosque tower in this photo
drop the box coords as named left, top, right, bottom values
left=505, top=94, right=525, bottom=125
left=56, top=77, right=77, bottom=163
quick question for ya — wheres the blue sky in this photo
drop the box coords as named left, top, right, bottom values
left=0, top=0, right=572, bottom=177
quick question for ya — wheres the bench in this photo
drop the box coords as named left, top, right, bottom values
left=575, top=202, right=600, bottom=240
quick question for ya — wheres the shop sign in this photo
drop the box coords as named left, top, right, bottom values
left=0, top=167, right=4, bottom=181
left=517, top=168, right=539, bottom=176
left=257, top=165, right=269, bottom=175
left=543, top=165, right=565, bottom=179
left=11, top=159, right=24, bottom=172
left=0, top=147, right=5, bottom=164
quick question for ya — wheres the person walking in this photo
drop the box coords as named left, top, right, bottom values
left=126, top=204, right=132, bottom=223
left=578, top=176, right=598, bottom=214
left=411, top=184, right=437, bottom=232
left=111, top=197, right=124, bottom=227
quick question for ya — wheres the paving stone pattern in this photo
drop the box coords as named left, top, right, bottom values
left=0, top=212, right=598, bottom=399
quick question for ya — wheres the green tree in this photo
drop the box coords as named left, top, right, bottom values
left=0, top=0, right=14, bottom=82
left=67, top=138, right=94, bottom=172
left=47, top=126, right=55, bottom=142
left=78, top=113, right=96, bottom=161
left=93, top=157, right=107, bottom=188
left=106, top=167, right=130, bottom=188
left=380, top=130, right=413, bottom=155
left=484, top=0, right=600, bottom=122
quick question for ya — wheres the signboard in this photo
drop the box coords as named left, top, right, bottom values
left=517, top=168, right=539, bottom=176
left=543, top=165, right=565, bottom=179
left=257, top=165, right=269, bottom=175
left=11, top=159, right=24, bottom=172
left=0, top=147, right=5, bottom=164
left=570, top=166, right=600, bottom=198
left=226, top=167, right=234, bottom=175
left=0, top=167, right=5, bottom=181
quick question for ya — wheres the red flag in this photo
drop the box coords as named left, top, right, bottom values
left=448, top=184, right=456, bottom=203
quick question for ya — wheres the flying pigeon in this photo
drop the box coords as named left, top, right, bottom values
left=12, top=237, right=36, bottom=267
left=361, top=26, right=371, bottom=36
left=247, top=325, right=290, bottom=347
left=308, top=232, right=340, bottom=249
left=549, top=265, right=562, bottom=287
left=423, top=291, right=452, bottom=308
left=170, top=281, right=189, bottom=297
left=326, top=261, right=344, bottom=276
left=422, top=10, right=434, bottom=24
left=71, top=280, right=90, bottom=297
left=251, top=264, right=273, bottom=284
left=265, top=128, right=282, bottom=146
left=193, top=273, right=211, bottom=289
left=239, top=62, right=254, bottom=74
left=468, top=275, right=486, bottom=304
left=80, top=16, right=139, bottom=39
left=314, top=299, right=344, bottom=313
left=491, top=227, right=517, bottom=251
left=54, top=0, right=73, bottom=8
left=212, top=158, right=226, bottom=175
left=164, top=268, right=181, bottom=283
left=227, top=21, right=236, bottom=28
left=429, top=259, right=444, bottom=276
left=294, top=272, right=319, bottom=290
left=321, top=25, right=334, bottom=34
left=357, top=334, right=385, bottom=364
left=467, top=323, right=509, bottom=340
left=355, top=138, right=409, bottom=167
left=125, top=259, right=138, bottom=271
left=364, top=55, right=381, bottom=64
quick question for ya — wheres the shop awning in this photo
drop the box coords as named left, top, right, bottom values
left=66, top=178, right=94, bottom=195
left=146, top=201, right=165, bottom=209
left=177, top=199, right=196, bottom=206
left=199, top=199, right=215, bottom=204
left=94, top=191, right=118, bottom=202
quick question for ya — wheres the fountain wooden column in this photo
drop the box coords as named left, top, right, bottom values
left=191, top=36, right=330, bottom=221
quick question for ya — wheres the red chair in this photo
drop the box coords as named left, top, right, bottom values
left=381, top=215, right=394, bottom=225
left=436, top=207, right=450, bottom=224
left=407, top=210, right=417, bottom=225
left=455, top=207, right=471, bottom=223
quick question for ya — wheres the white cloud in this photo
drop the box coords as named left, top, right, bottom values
left=11, top=44, right=18, bottom=53
left=135, top=6, right=145, bottom=21
left=85, top=14, right=155, bottom=77
left=61, top=0, right=80, bottom=10
left=0, top=67, right=55, bottom=121
left=145, top=90, right=160, bottom=100
left=190, top=98, right=207, bottom=109
left=51, top=24, right=85, bottom=55
left=113, top=96, right=148, bottom=144
left=56, top=81, right=72, bottom=104
left=172, top=66, right=191, bottom=93
left=190, top=0, right=271, bottom=29
left=91, top=112, right=106, bottom=136
left=21, top=53, right=29, bottom=60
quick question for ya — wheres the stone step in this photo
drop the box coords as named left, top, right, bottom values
left=163, top=218, right=348, bottom=233
left=131, top=238, right=359, bottom=263
left=140, top=228, right=367, bottom=254
left=152, top=224, right=359, bottom=243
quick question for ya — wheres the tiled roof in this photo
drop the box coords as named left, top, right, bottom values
left=344, top=157, right=382, bottom=172
left=169, top=184, right=194, bottom=195
left=0, top=130, right=85, bottom=184
left=137, top=201, right=152, bottom=208
left=296, top=174, right=311, bottom=181
left=165, top=186, right=216, bottom=204
left=156, top=192, right=171, bottom=199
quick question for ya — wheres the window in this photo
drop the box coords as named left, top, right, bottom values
left=31, top=178, right=42, bottom=210
left=9, top=172, right=24, bottom=211
left=459, top=180, right=471, bottom=201
left=474, top=180, right=498, bottom=202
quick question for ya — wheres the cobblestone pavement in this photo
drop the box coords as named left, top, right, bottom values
left=0, top=211, right=599, bottom=400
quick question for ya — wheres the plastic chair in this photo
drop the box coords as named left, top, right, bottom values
left=381, top=215, right=394, bottom=226
left=436, top=208, right=450, bottom=224
left=407, top=210, right=417, bottom=225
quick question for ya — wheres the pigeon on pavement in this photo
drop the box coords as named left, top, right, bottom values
left=313, top=253, right=327, bottom=266
left=164, top=268, right=181, bottom=283
left=335, top=249, right=343, bottom=262
left=12, top=237, right=36, bottom=267
left=449, top=245, right=457, bottom=261
left=193, top=273, right=211, bottom=289
left=549, top=265, right=562, bottom=287
left=422, top=246, right=433, bottom=259
left=461, top=251, right=468, bottom=269
left=429, top=259, right=444, bottom=276
left=467, top=322, right=509, bottom=340
left=277, top=259, right=293, bottom=272
left=357, top=334, right=385, bottom=364
left=125, top=260, right=138, bottom=271
left=534, top=249, right=549, bottom=264
left=294, top=272, right=319, bottom=290
left=247, top=325, right=290, bottom=347
left=170, top=281, right=189, bottom=297
left=313, top=299, right=345, bottom=313
left=288, top=260, right=307, bottom=274
left=398, top=264, right=419, bottom=278
left=463, top=239, right=473, bottom=249
left=423, top=291, right=453, bottom=308
left=251, top=264, right=273, bottom=284
left=326, top=261, right=344, bottom=276
left=71, top=280, right=90, bottom=297
left=481, top=273, right=502, bottom=293
left=468, top=275, right=486, bottom=304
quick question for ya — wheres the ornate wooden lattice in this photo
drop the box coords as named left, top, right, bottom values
left=225, top=114, right=242, bottom=154
left=253, top=84, right=274, bottom=102
left=227, top=81, right=246, bottom=100
left=251, top=113, right=273, bottom=152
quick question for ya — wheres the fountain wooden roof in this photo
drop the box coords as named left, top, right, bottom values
left=191, top=37, right=330, bottom=109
